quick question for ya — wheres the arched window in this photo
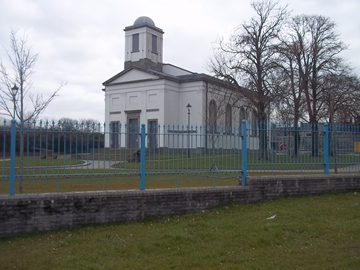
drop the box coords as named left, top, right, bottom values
left=225, top=103, right=232, bottom=134
left=239, top=107, right=246, bottom=123
left=239, top=107, right=246, bottom=135
left=209, top=100, right=217, bottom=132
left=251, top=109, right=258, bottom=136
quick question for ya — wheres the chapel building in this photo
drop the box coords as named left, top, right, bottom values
left=103, top=16, right=253, bottom=149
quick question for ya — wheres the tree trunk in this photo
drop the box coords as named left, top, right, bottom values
left=259, top=120, right=268, bottom=160
left=293, top=123, right=300, bottom=158
left=293, top=110, right=300, bottom=158
left=331, top=123, right=338, bottom=173
left=311, top=122, right=319, bottom=157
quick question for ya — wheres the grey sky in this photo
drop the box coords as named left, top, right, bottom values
left=1, top=0, right=359, bottom=123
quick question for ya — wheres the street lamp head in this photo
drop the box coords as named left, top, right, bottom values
left=186, top=103, right=192, bottom=112
left=11, top=84, right=18, bottom=120
left=12, top=84, right=19, bottom=92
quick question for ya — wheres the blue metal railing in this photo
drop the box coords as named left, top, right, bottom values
left=9, top=119, right=16, bottom=195
left=2, top=119, right=360, bottom=195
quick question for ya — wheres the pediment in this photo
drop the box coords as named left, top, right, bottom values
left=105, top=68, right=160, bottom=85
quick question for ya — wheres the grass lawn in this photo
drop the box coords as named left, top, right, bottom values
left=0, top=171, right=315, bottom=194
left=1, top=152, right=359, bottom=195
left=0, top=192, right=359, bottom=269
left=0, top=156, right=83, bottom=167
left=117, top=152, right=339, bottom=171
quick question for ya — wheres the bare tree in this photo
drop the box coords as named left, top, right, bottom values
left=322, top=71, right=360, bottom=125
left=333, top=80, right=360, bottom=123
left=0, top=30, right=64, bottom=122
left=285, top=15, right=347, bottom=156
left=275, top=23, right=310, bottom=157
left=57, top=117, right=77, bottom=132
left=78, top=118, right=102, bottom=133
left=0, top=29, right=65, bottom=193
left=54, top=117, right=102, bottom=133
left=209, top=0, right=288, bottom=160
left=321, top=70, right=360, bottom=172
left=274, top=14, right=348, bottom=157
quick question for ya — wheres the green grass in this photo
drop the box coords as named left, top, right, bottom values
left=0, top=156, right=83, bottom=167
left=1, top=152, right=359, bottom=195
left=118, top=152, right=359, bottom=171
left=0, top=192, right=359, bottom=269
left=2, top=153, right=359, bottom=172
left=0, top=168, right=315, bottom=194
left=0, top=174, right=240, bottom=194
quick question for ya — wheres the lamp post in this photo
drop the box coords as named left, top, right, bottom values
left=186, top=103, right=191, bottom=158
left=11, top=84, right=18, bottom=119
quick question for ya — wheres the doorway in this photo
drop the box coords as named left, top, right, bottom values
left=148, top=119, right=158, bottom=151
left=110, top=121, right=119, bottom=149
left=128, top=117, right=139, bottom=149
left=126, top=111, right=140, bottom=149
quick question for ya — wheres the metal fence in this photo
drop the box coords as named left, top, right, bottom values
left=1, top=119, right=360, bottom=195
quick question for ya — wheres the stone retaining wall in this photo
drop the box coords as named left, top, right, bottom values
left=1, top=174, right=359, bottom=237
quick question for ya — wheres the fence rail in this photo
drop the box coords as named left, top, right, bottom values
left=1, top=119, right=360, bottom=195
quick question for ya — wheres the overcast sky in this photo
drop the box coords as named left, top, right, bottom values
left=1, top=0, right=359, bottom=123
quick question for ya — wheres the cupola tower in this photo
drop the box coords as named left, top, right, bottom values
left=124, top=16, right=164, bottom=71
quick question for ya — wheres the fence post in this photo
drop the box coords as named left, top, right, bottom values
left=9, top=119, right=16, bottom=196
left=323, top=123, right=329, bottom=175
left=140, top=124, right=146, bottom=190
left=241, top=120, right=247, bottom=186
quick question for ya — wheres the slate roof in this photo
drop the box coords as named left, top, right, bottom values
left=102, top=64, right=237, bottom=90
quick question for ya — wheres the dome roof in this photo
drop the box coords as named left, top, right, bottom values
left=134, top=16, right=155, bottom=27
left=124, top=16, right=164, bottom=34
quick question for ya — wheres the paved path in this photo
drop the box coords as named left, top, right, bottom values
left=336, top=163, right=360, bottom=172
left=4, top=157, right=360, bottom=173
left=80, top=160, right=120, bottom=169
left=79, top=160, right=360, bottom=173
